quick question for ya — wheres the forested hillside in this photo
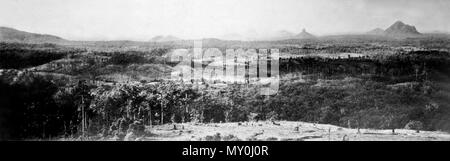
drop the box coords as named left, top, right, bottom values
left=1, top=41, right=450, bottom=140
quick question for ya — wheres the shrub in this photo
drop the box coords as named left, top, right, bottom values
left=222, top=134, right=241, bottom=141
left=127, top=120, right=145, bottom=135
left=247, top=112, right=259, bottom=122
left=266, top=137, right=278, bottom=141
left=204, top=133, right=222, bottom=141
left=266, top=111, right=279, bottom=121
left=319, top=106, right=339, bottom=124
left=405, top=121, right=424, bottom=132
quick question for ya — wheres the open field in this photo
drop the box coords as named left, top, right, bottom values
left=54, top=121, right=450, bottom=141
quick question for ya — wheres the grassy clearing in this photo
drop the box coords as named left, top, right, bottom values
left=52, top=121, right=450, bottom=141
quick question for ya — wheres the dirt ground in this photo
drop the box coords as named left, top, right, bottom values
left=101, top=121, right=450, bottom=141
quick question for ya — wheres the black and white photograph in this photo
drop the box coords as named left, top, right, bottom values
left=1, top=0, right=450, bottom=150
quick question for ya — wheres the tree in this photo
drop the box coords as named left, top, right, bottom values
left=139, top=87, right=158, bottom=127
left=405, top=120, right=424, bottom=133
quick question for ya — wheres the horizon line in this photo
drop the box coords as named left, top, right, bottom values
left=1, top=25, right=449, bottom=42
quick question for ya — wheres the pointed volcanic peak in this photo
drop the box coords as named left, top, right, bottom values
left=150, top=35, right=181, bottom=42
left=0, top=26, right=65, bottom=44
left=294, top=29, right=316, bottom=39
left=384, top=21, right=421, bottom=37
left=367, top=28, right=385, bottom=35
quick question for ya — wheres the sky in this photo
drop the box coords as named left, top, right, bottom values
left=1, top=0, right=449, bottom=41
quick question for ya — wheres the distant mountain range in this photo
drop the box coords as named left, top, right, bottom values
left=367, top=21, right=422, bottom=38
left=0, top=27, right=66, bottom=43
left=219, top=29, right=316, bottom=41
left=268, top=29, right=316, bottom=40
left=1, top=20, right=447, bottom=44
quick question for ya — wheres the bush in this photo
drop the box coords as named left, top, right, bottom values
left=266, top=111, right=279, bottom=121
left=204, top=133, right=222, bottom=141
left=222, top=134, right=241, bottom=141
left=266, top=137, right=278, bottom=141
left=319, top=106, right=339, bottom=124
left=127, top=120, right=145, bottom=134
left=247, top=112, right=259, bottom=122
left=405, top=121, right=424, bottom=132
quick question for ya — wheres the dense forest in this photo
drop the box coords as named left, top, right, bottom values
left=0, top=43, right=81, bottom=69
left=280, top=50, right=450, bottom=82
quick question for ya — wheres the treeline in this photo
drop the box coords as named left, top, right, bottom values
left=94, top=48, right=170, bottom=65
left=0, top=42, right=81, bottom=69
left=0, top=72, right=199, bottom=139
left=280, top=50, right=450, bottom=83
left=2, top=76, right=448, bottom=140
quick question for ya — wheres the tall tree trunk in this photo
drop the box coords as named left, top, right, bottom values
left=184, top=94, right=188, bottom=123
left=149, top=107, right=152, bottom=128
left=82, top=104, right=84, bottom=137
left=81, top=96, right=85, bottom=137
left=42, top=121, right=45, bottom=139
left=161, top=104, right=164, bottom=125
